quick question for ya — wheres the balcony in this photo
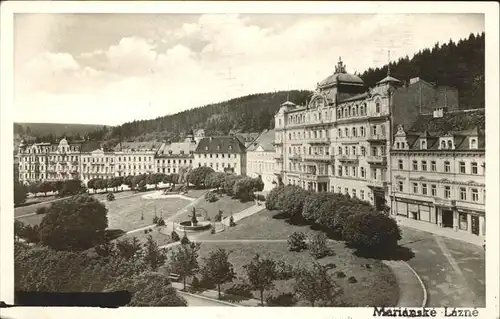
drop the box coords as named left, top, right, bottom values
left=274, top=154, right=283, bottom=161
left=304, top=137, right=330, bottom=145
left=302, top=153, right=333, bottom=162
left=300, top=173, right=329, bottom=182
left=368, top=179, right=387, bottom=189
left=337, top=154, right=359, bottom=164
left=289, top=154, right=302, bottom=161
left=367, top=134, right=387, bottom=142
left=366, top=155, right=387, bottom=166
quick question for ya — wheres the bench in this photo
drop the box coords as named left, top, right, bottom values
left=168, top=273, right=180, bottom=281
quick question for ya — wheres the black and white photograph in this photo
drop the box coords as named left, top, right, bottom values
left=1, top=1, right=498, bottom=318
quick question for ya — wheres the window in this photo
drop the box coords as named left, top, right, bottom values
left=398, top=181, right=404, bottom=192
left=412, top=183, right=418, bottom=193
left=360, top=167, right=365, bottom=178
left=352, top=189, right=357, bottom=198
left=352, top=146, right=357, bottom=156
left=422, top=183, right=427, bottom=195
left=460, top=187, right=467, bottom=201
left=361, top=146, right=366, bottom=156
left=447, top=140, right=453, bottom=149
left=398, top=160, right=404, bottom=170
left=444, top=186, right=451, bottom=198
left=344, top=188, right=349, bottom=195
left=472, top=188, right=479, bottom=202
left=337, top=186, right=342, bottom=193
left=441, top=140, right=446, bottom=149
left=471, top=162, right=478, bottom=174
left=344, top=128, right=349, bottom=137
left=470, top=138, right=477, bottom=149
left=352, top=128, right=357, bottom=137
left=431, top=184, right=437, bottom=196
left=360, top=127, right=365, bottom=136
left=431, top=161, right=436, bottom=171
left=421, top=161, right=427, bottom=171
left=444, top=161, right=451, bottom=173
left=375, top=102, right=380, bottom=113
left=360, top=190, right=365, bottom=200
left=421, top=140, right=427, bottom=149
left=412, top=160, right=418, bottom=170
left=459, top=162, right=466, bottom=174
left=338, top=128, right=342, bottom=138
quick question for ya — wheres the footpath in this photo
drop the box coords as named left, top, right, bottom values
left=382, top=260, right=427, bottom=307
left=171, top=282, right=261, bottom=307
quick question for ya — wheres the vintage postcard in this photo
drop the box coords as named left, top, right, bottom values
left=1, top=1, right=498, bottom=319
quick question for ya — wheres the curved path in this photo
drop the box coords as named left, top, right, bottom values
left=382, top=260, right=427, bottom=307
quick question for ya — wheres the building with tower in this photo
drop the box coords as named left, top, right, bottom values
left=273, top=57, right=458, bottom=209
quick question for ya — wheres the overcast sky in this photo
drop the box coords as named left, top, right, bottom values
left=14, top=13, right=484, bottom=126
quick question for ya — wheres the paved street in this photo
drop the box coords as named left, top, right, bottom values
left=399, top=226, right=485, bottom=307
left=179, top=292, right=234, bottom=307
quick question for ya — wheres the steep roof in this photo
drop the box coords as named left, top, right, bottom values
left=80, top=141, right=102, bottom=153
left=157, top=141, right=196, bottom=157
left=409, top=109, right=485, bottom=135
left=319, top=73, right=364, bottom=88
left=246, top=129, right=275, bottom=152
left=195, top=136, right=246, bottom=154
left=114, top=141, right=162, bottom=152
left=234, top=132, right=260, bottom=147
left=339, top=92, right=369, bottom=103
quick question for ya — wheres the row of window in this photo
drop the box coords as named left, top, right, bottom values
left=197, top=153, right=238, bottom=159
left=83, top=157, right=113, bottom=163
left=287, top=181, right=368, bottom=201
left=118, top=165, right=153, bottom=170
left=394, top=137, right=479, bottom=150
left=398, top=159, right=484, bottom=175
left=198, top=162, right=237, bottom=170
left=117, top=156, right=153, bottom=162
left=400, top=181, right=484, bottom=203
left=281, top=124, right=386, bottom=142
left=20, top=165, right=78, bottom=171
left=287, top=145, right=386, bottom=157
left=23, top=146, right=79, bottom=154
left=157, top=159, right=193, bottom=165
left=21, top=155, right=79, bottom=162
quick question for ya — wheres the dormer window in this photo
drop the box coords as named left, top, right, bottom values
left=440, top=140, right=446, bottom=149
left=205, top=146, right=209, bottom=151
left=217, top=145, right=221, bottom=151
left=470, top=138, right=478, bottom=149
left=229, top=145, right=233, bottom=151
left=420, top=140, right=427, bottom=150
left=447, top=140, right=453, bottom=149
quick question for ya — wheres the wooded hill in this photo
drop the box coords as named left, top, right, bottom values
left=108, top=32, right=484, bottom=143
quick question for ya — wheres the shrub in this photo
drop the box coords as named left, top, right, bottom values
left=336, top=271, right=346, bottom=278
left=144, top=230, right=148, bottom=234
left=215, top=210, right=223, bottom=222
left=107, top=192, right=115, bottom=201
left=365, top=264, right=371, bottom=270
left=275, top=260, right=294, bottom=280
left=229, top=215, right=236, bottom=227
left=302, top=192, right=333, bottom=223
left=210, top=226, right=215, bottom=234
left=265, top=186, right=284, bottom=210
left=280, top=186, right=309, bottom=220
left=204, top=191, right=219, bottom=203
left=266, top=292, right=297, bottom=307
left=156, top=217, right=165, bottom=226
left=36, top=206, right=48, bottom=215
left=137, top=180, right=147, bottom=192
left=153, top=216, right=159, bottom=224
left=342, top=212, right=402, bottom=253
left=348, top=276, right=358, bottom=284
left=309, top=233, right=330, bottom=259
left=224, top=283, right=254, bottom=298
left=190, top=276, right=201, bottom=293
left=287, top=232, right=307, bottom=252
left=233, top=177, right=255, bottom=202
left=222, top=175, right=242, bottom=195
left=180, top=232, right=190, bottom=245
left=199, top=274, right=216, bottom=289
left=171, top=231, right=180, bottom=242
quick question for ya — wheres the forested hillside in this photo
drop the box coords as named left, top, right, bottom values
left=14, top=123, right=108, bottom=143
left=108, top=32, right=484, bottom=143
left=360, top=32, right=484, bottom=109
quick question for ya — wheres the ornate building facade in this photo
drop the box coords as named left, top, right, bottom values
left=113, top=142, right=162, bottom=177
left=155, top=132, right=197, bottom=175
left=81, top=148, right=116, bottom=182
left=390, top=108, right=485, bottom=242
left=274, top=58, right=458, bottom=209
left=17, top=138, right=82, bottom=183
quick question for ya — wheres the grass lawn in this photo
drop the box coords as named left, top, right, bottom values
left=190, top=241, right=398, bottom=307
left=175, top=193, right=255, bottom=222
left=119, top=227, right=173, bottom=246
left=106, top=196, right=190, bottom=232
left=197, top=209, right=320, bottom=241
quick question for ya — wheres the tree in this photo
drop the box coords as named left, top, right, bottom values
left=38, top=195, right=108, bottom=251
left=105, top=272, right=187, bottom=306
left=60, top=179, right=85, bottom=196
left=187, top=166, right=214, bottom=189
left=116, top=237, right=142, bottom=260
left=94, top=241, right=116, bottom=257
left=342, top=212, right=402, bottom=254
left=233, top=177, right=255, bottom=202
left=265, top=186, right=284, bottom=210
left=309, top=233, right=330, bottom=259
left=142, top=235, right=167, bottom=270
left=287, top=232, right=307, bottom=252
left=302, top=192, right=333, bottom=223
left=107, top=192, right=115, bottom=201
left=14, top=220, right=24, bottom=242
left=39, top=181, right=54, bottom=196
left=169, top=242, right=201, bottom=291
left=200, top=248, right=236, bottom=299
left=14, top=181, right=27, bottom=206
left=243, top=254, right=277, bottom=306
left=223, top=174, right=242, bottom=195
left=280, top=186, right=309, bottom=221
left=294, top=262, right=342, bottom=307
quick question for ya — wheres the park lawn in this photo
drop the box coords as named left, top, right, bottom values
left=196, top=209, right=319, bottom=241
left=118, top=227, right=173, bottom=246
left=175, top=194, right=255, bottom=222
left=106, top=196, right=191, bottom=232
left=192, top=241, right=399, bottom=307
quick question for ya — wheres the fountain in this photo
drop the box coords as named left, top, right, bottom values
left=176, top=207, right=211, bottom=232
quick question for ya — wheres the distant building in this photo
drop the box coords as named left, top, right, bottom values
left=155, top=136, right=197, bottom=175
left=246, top=129, right=277, bottom=190
left=80, top=142, right=115, bottom=182
left=390, top=108, right=485, bottom=242
left=194, top=136, right=247, bottom=175
left=273, top=57, right=459, bottom=209
left=17, top=138, right=82, bottom=183
left=113, top=141, right=162, bottom=177
left=231, top=131, right=261, bottom=148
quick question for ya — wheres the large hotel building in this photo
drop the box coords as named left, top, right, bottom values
left=273, top=58, right=459, bottom=211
